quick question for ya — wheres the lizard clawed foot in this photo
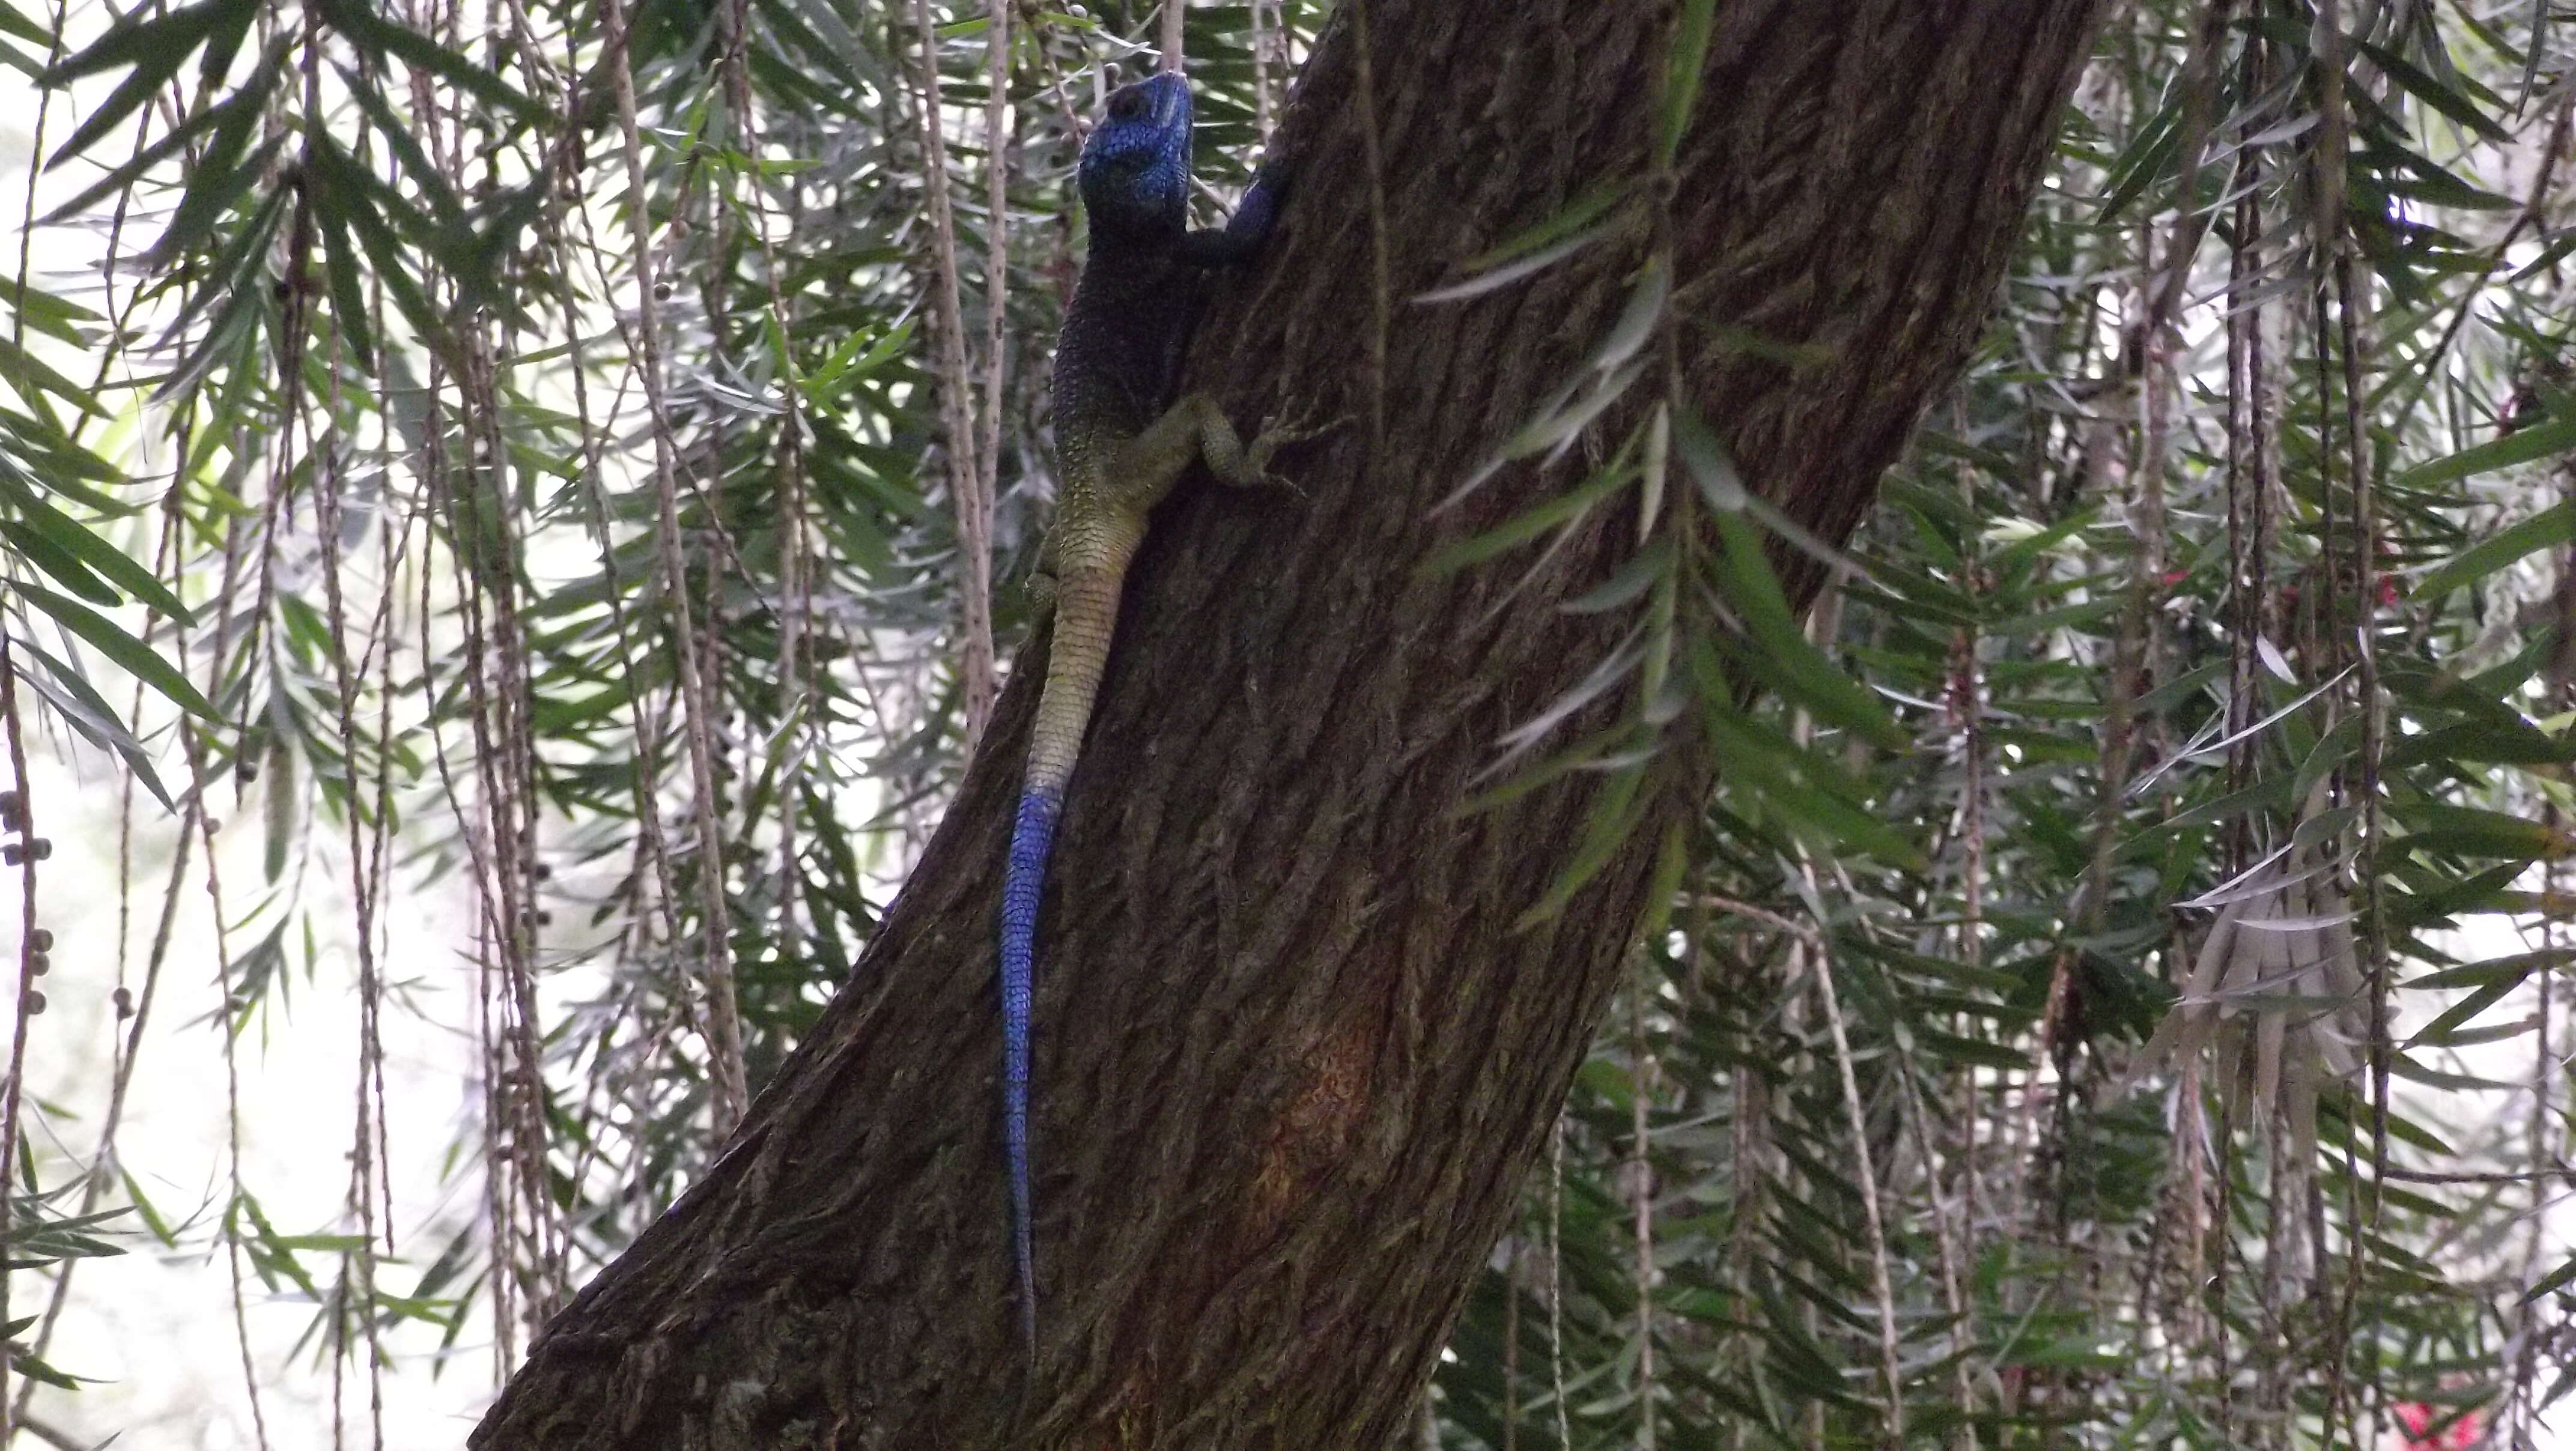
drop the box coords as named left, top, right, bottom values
left=1243, top=409, right=1350, bottom=494
left=1025, top=569, right=1059, bottom=625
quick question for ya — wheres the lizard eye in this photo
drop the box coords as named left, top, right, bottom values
left=1108, top=88, right=1144, bottom=121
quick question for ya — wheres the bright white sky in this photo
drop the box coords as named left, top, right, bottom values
left=0, top=31, right=501, bottom=1446
left=11, top=750, right=499, bottom=1448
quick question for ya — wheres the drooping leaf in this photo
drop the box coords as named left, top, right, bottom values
left=11, top=581, right=215, bottom=719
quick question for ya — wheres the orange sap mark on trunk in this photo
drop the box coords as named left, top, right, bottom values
left=1075, top=1368, right=1162, bottom=1450
left=1248, top=1005, right=1378, bottom=1241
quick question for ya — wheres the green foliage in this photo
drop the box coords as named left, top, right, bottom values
left=1421, top=3, right=2576, bottom=1447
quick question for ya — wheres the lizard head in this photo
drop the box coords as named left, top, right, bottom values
left=1078, top=71, right=1194, bottom=242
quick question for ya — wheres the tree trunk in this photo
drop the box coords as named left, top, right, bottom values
left=471, top=1, right=2102, bottom=1446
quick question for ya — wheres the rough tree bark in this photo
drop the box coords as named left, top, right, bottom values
left=472, top=1, right=2103, bottom=1445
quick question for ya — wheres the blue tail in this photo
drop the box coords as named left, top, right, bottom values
left=1000, top=787, right=1062, bottom=1358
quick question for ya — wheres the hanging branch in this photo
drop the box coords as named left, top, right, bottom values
left=0, top=0, right=69, bottom=1431
left=313, top=221, right=394, bottom=1451
left=1548, top=1115, right=1570, bottom=1451
left=2031, top=0, right=2239, bottom=1131
left=982, top=0, right=1012, bottom=691
left=520, top=5, right=692, bottom=1013
left=1809, top=908, right=1904, bottom=1449
left=601, top=0, right=750, bottom=1133
left=0, top=638, right=44, bottom=1450
left=1627, top=963, right=1657, bottom=1451
left=8, top=506, right=189, bottom=1425
left=175, top=509, right=275, bottom=1451
left=2322, top=5, right=2392, bottom=1438
left=717, top=0, right=819, bottom=950
left=911, top=0, right=998, bottom=754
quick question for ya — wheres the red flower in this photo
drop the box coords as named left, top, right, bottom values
left=2392, top=1399, right=2483, bottom=1449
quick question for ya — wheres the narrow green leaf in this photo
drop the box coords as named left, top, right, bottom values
left=34, top=77, right=240, bottom=226
left=2529, top=1250, right=2576, bottom=1303
left=155, top=131, right=284, bottom=277
left=2359, top=40, right=2512, bottom=144
left=317, top=0, right=540, bottom=121
left=319, top=207, right=375, bottom=363
left=12, top=581, right=214, bottom=718
left=2413, top=496, right=2576, bottom=599
left=6, top=1345, right=85, bottom=1389
left=0, top=331, right=104, bottom=416
left=41, top=0, right=255, bottom=165
left=1445, top=178, right=1630, bottom=278
left=1635, top=817, right=1691, bottom=951
left=10, top=633, right=177, bottom=808
left=2401, top=802, right=2560, bottom=861
left=1563, top=539, right=1673, bottom=614
left=2396, top=405, right=2576, bottom=493
left=195, top=0, right=257, bottom=85
left=1657, top=0, right=1718, bottom=167
left=2404, top=948, right=2575, bottom=991
left=2388, top=1054, right=2518, bottom=1092
left=1916, top=1028, right=2031, bottom=1070
left=1709, top=510, right=1907, bottom=750
left=2405, top=961, right=2531, bottom=1047
left=2098, top=94, right=2181, bottom=222
left=0, top=278, right=101, bottom=342
left=0, top=1, right=50, bottom=44
left=336, top=60, right=464, bottom=223
left=0, top=520, right=119, bottom=604
left=1412, top=222, right=1615, bottom=306
left=39, top=0, right=244, bottom=85
left=1515, top=759, right=1650, bottom=930
left=2387, top=718, right=2576, bottom=768
left=0, top=35, right=43, bottom=80
left=306, top=139, right=444, bottom=347
left=1418, top=451, right=1633, bottom=577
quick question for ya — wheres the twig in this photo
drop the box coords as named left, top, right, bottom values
left=982, top=0, right=1012, bottom=713
left=1803, top=869, right=1904, bottom=1449
left=2375, top=1166, right=2576, bottom=1186
left=1549, top=1114, right=1570, bottom=1451
left=0, top=638, right=41, bottom=1446
left=601, top=0, right=750, bottom=1132
left=913, top=0, right=998, bottom=753
left=1629, top=962, right=1657, bottom=1451
left=1692, top=892, right=1820, bottom=942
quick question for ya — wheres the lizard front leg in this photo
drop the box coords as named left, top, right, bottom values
left=1106, top=393, right=1332, bottom=513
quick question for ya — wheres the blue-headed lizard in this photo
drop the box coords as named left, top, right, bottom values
left=1001, top=70, right=1316, bottom=1356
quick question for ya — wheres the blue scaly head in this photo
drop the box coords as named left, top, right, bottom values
left=1078, top=71, right=1194, bottom=245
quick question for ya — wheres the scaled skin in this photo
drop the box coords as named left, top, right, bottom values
left=1002, top=70, right=1307, bottom=1358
